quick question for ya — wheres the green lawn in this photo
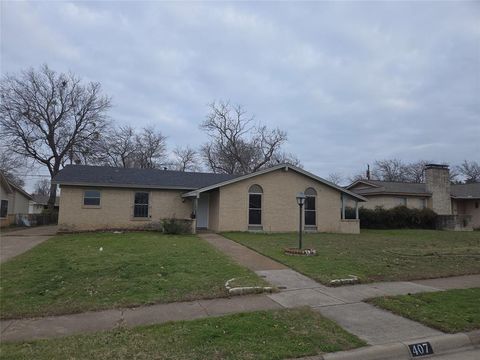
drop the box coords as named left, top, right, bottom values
left=223, top=230, right=480, bottom=285
left=369, top=288, right=480, bottom=333
left=0, top=232, right=265, bottom=319
left=0, top=308, right=366, bottom=360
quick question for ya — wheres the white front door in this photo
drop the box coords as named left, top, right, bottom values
left=196, top=194, right=209, bottom=229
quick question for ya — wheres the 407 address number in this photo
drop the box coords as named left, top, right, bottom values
left=408, top=342, right=434, bottom=357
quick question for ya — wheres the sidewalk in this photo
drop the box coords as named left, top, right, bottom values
left=1, top=295, right=281, bottom=342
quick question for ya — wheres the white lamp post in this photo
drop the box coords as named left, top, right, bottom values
left=296, top=192, right=306, bottom=249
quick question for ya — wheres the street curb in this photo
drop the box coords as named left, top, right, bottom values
left=322, top=342, right=408, bottom=360
left=292, top=331, right=480, bottom=360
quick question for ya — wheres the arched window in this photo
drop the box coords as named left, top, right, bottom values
left=248, top=185, right=263, bottom=226
left=305, top=187, right=317, bottom=226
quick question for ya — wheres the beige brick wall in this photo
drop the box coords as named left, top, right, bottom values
left=58, top=186, right=192, bottom=231
left=407, top=197, right=427, bottom=209
left=215, top=168, right=359, bottom=233
left=338, top=219, right=361, bottom=234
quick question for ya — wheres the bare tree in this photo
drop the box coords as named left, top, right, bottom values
left=0, top=65, right=111, bottom=209
left=97, top=125, right=137, bottom=167
left=269, top=151, right=302, bottom=168
left=33, top=178, right=51, bottom=195
left=327, top=172, right=344, bottom=185
left=0, top=148, right=26, bottom=186
left=95, top=125, right=167, bottom=169
left=200, top=101, right=289, bottom=174
left=135, top=126, right=167, bottom=169
left=372, top=159, right=410, bottom=182
left=173, top=146, right=201, bottom=171
left=404, top=160, right=428, bottom=183
left=348, top=172, right=370, bottom=184
left=457, top=160, right=480, bottom=183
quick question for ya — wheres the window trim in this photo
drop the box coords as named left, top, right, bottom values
left=248, top=184, right=263, bottom=229
left=133, top=191, right=151, bottom=219
left=0, top=199, right=8, bottom=218
left=304, top=187, right=317, bottom=227
left=82, top=190, right=101, bottom=208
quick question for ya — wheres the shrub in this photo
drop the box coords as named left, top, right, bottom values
left=359, top=206, right=437, bottom=229
left=161, top=218, right=193, bottom=234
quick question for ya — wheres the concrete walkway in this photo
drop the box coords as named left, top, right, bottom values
left=199, top=232, right=287, bottom=271
left=0, top=225, right=58, bottom=263
left=199, top=233, right=480, bottom=345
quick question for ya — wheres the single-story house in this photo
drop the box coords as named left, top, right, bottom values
left=53, top=163, right=366, bottom=234
left=29, top=194, right=60, bottom=214
left=0, top=172, right=33, bottom=227
left=346, top=164, right=480, bottom=230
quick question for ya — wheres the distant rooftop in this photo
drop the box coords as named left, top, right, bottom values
left=348, top=179, right=480, bottom=198
left=450, top=182, right=480, bottom=199
left=349, top=179, right=431, bottom=196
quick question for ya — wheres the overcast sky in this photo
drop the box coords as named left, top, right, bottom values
left=2, top=1, right=479, bottom=189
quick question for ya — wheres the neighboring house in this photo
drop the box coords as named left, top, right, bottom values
left=52, top=163, right=366, bottom=234
left=29, top=194, right=60, bottom=214
left=0, top=172, right=33, bottom=227
left=346, top=164, right=480, bottom=230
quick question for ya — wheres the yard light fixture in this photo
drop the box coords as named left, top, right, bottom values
left=296, top=192, right=306, bottom=249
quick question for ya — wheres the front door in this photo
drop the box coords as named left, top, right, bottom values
left=196, top=194, right=209, bottom=229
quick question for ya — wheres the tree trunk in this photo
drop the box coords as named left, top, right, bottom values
left=47, top=182, right=57, bottom=211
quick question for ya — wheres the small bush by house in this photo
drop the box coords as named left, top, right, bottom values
left=161, top=218, right=194, bottom=234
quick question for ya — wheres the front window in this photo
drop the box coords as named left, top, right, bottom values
left=305, top=187, right=317, bottom=226
left=0, top=200, right=8, bottom=218
left=83, top=190, right=101, bottom=206
left=248, top=185, right=263, bottom=225
left=134, top=192, right=149, bottom=218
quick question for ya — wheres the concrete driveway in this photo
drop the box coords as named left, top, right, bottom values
left=0, top=225, right=58, bottom=263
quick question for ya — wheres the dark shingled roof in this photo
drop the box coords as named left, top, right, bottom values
left=350, top=180, right=431, bottom=196
left=451, top=183, right=480, bottom=199
left=52, top=165, right=239, bottom=190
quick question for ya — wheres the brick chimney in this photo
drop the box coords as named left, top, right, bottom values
left=424, top=164, right=451, bottom=215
